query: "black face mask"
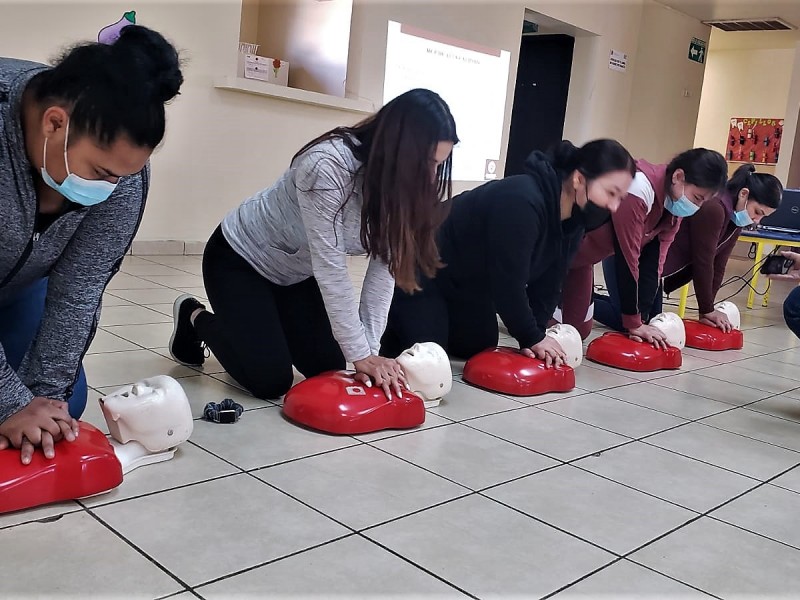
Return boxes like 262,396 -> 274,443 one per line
579,198 -> 612,232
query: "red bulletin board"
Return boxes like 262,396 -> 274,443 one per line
727,117 -> 783,165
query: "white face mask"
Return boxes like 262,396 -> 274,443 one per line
649,312 -> 686,349
396,342 -> 452,404
41,120 -> 118,206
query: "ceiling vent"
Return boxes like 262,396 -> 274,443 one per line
703,17 -> 796,32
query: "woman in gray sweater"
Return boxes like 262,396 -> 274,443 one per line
170,89 -> 458,402
0,26 -> 183,464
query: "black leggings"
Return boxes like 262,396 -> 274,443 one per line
195,227 -> 345,399
380,276 -> 499,360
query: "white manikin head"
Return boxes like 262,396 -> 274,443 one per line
545,323 -> 583,368
396,342 -> 453,402
649,312 -> 686,349
714,301 -> 741,330
100,376 -> 193,453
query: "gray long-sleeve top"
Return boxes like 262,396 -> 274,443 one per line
222,136 -> 395,363
0,58 -> 147,424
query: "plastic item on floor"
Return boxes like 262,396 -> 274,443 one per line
282,371 -> 426,434
0,375 -> 193,514
683,320 -> 744,350
463,347 -> 576,396
586,332 -> 682,372
0,422 -> 123,514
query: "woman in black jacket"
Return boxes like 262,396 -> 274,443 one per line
380,139 -> 636,367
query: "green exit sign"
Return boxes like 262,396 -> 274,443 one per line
689,37 -> 706,64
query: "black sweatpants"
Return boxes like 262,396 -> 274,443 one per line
380,275 -> 499,360
195,227 -> 345,399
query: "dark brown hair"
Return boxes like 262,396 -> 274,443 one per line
28,25 -> 182,149
665,148 -> 728,198
293,89 -> 458,292
727,163 -> 783,209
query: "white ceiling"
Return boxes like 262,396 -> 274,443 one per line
654,0 -> 800,26
654,0 -> 800,47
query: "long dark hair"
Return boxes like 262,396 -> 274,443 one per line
665,148 -> 727,197
548,139 -> 636,182
727,163 -> 783,209
27,25 -> 183,149
293,89 -> 458,292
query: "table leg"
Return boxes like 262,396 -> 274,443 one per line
678,284 -> 689,318
747,242 -> 763,309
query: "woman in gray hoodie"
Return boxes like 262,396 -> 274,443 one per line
0,26 -> 183,464
170,89 -> 458,402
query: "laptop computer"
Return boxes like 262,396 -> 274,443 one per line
758,188 -> 800,234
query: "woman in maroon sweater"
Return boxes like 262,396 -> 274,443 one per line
660,164 -> 782,330
559,148 -> 727,346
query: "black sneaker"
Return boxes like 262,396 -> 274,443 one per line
169,294 -> 206,366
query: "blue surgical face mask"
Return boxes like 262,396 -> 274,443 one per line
664,193 -> 699,218
41,120 -> 117,207
731,205 -> 753,227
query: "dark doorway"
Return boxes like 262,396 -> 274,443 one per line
505,34 -> 574,177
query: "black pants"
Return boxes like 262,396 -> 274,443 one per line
380,275 -> 499,360
195,227 -> 345,399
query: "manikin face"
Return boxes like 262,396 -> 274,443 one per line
100,375 -> 193,453
545,323 -> 583,368
396,342 -> 453,401
714,301 -> 741,330
649,312 -> 686,349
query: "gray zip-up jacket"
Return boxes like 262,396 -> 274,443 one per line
222,137 -> 395,363
0,58 -> 147,424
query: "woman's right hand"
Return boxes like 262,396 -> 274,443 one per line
0,397 -> 79,464
353,356 -> 407,401
627,323 -> 668,349
700,309 -> 732,333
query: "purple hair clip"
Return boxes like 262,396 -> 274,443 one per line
98,10 -> 136,45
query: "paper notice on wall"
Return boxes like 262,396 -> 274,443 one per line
609,49 -> 627,72
384,21 -> 511,182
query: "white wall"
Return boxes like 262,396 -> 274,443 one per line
0,0 -> 720,244
694,40 -> 796,177
626,0 -> 712,162
256,0 -> 353,96
0,0 -> 355,243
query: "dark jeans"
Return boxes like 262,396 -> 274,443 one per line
0,278 -> 88,417
784,286 -> 800,339
195,227 -> 345,399
593,256 -> 663,332
381,275 -> 499,360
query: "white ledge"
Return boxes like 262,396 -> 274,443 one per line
214,76 -> 375,114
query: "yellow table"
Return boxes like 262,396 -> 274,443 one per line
739,233 -> 800,309
675,233 -> 800,316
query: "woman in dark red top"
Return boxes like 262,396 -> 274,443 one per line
559,148 -> 727,346
659,164 -> 782,330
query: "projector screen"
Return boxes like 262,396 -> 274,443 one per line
383,21 -> 511,182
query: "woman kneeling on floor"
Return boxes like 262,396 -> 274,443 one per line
380,139 -> 636,367
169,89 -> 458,401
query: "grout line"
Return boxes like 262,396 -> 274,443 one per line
354,532 -> 481,599
190,533 -> 356,591
83,508 -> 194,594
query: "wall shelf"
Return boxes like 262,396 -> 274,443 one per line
213,76 -> 374,115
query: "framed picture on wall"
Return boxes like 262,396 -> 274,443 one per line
727,118 -> 783,165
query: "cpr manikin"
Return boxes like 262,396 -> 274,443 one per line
683,301 -> 744,351
283,342 -> 453,434
100,375 -> 194,473
649,312 -> 686,349
462,324 -> 583,396
396,342 -> 453,408
586,311 -> 684,372
0,376 -> 193,514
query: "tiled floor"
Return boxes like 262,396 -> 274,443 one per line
3,253 -> 800,599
